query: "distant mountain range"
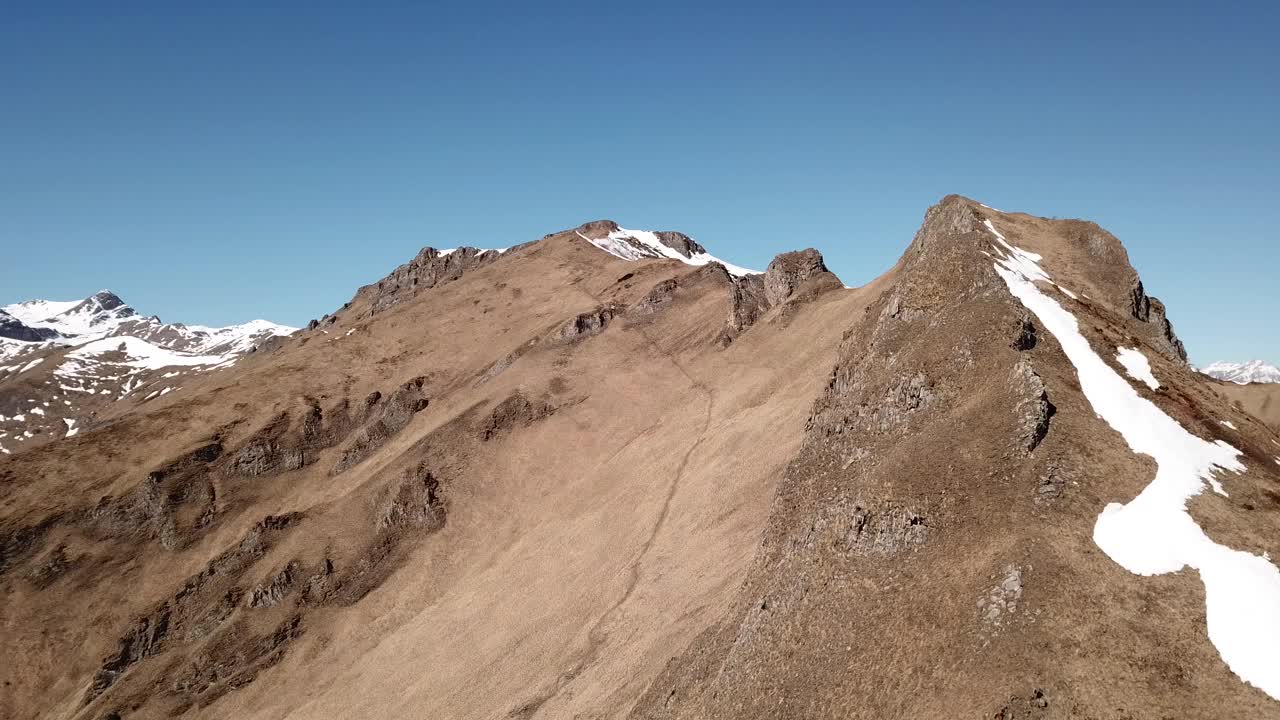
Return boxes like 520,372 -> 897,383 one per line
0,290 -> 293,453
1201,360 -> 1280,384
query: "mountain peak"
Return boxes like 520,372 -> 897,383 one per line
1202,360 -> 1280,384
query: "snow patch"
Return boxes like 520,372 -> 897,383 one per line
988,219 -> 1280,701
1220,421 -> 1237,430
577,227 -> 759,277
1116,347 -> 1160,390
62,336 -> 227,372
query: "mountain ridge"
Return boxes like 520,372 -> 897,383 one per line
0,290 -> 294,455
3,196 -> 1279,719
1203,360 -> 1280,385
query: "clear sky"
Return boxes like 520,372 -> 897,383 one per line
2,1 -> 1276,365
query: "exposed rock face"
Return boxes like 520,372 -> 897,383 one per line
844,503 -> 929,555
653,231 -> 706,258
1009,358 -> 1054,454
360,246 -> 502,314
230,399 -> 355,477
725,273 -> 769,335
630,278 -> 680,316
556,304 -> 624,341
376,465 -> 444,532
1130,278 -> 1189,362
763,248 -> 830,306
573,219 -> 621,238
85,441 -> 224,550
247,561 -> 300,609
480,392 -> 554,440
333,377 -> 429,474
0,310 -> 59,342
85,513 -> 304,704
1011,312 -> 1037,351
720,249 -> 840,341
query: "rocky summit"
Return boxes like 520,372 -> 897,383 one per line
3,196 -> 1280,719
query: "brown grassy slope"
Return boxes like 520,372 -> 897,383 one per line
1214,381 -> 1280,431
630,196 -> 1280,720
0,224 -> 882,719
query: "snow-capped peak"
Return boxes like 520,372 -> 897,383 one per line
1200,360 -> 1280,385
2,289 -> 137,342
0,291 -> 297,454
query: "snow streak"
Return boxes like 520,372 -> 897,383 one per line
986,219 -> 1280,701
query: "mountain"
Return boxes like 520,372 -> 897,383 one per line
0,291 -> 294,455
1202,360 -> 1280,384
3,198 -> 1280,719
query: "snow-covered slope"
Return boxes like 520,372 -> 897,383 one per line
576,225 -> 760,277
3,290 -> 139,341
0,291 -> 295,455
1201,360 -> 1280,385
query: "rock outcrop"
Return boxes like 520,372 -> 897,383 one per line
653,231 -> 706,258
359,246 -> 503,315
722,248 -> 841,341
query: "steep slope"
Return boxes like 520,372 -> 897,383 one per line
0,222 -> 860,720
629,197 -> 1280,719
2,201 -> 1279,720
0,292 -> 293,454
1203,360 -> 1280,385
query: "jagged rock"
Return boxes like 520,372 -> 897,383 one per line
905,194 -> 981,258
720,250 -> 838,341
85,442 -> 223,549
652,231 -> 706,258
89,610 -> 171,699
1010,359 -> 1054,453
872,372 -> 935,433
231,400 -> 354,477
574,219 -> 620,237
726,273 -> 769,334
480,392 -> 554,440
630,278 -> 679,316
247,561 -> 299,609
763,248 -> 830,306
556,304 -> 623,341
360,246 -> 501,314
377,466 -> 444,532
332,378 -> 429,474
85,513 -> 302,703
1011,312 -> 1037,351
844,505 -> 929,555
1129,278 -> 1188,362
169,613 -> 303,709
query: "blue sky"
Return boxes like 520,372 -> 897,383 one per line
2,1 -> 1276,365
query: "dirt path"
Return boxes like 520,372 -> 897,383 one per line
508,293 -> 717,719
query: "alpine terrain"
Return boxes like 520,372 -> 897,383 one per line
3,196 -> 1280,719
1202,360 -> 1280,385
0,292 -> 294,455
